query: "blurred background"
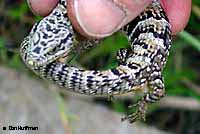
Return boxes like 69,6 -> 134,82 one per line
0,0 -> 200,134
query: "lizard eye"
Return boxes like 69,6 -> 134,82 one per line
47,47 -> 58,55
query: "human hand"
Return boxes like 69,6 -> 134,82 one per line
27,0 -> 191,37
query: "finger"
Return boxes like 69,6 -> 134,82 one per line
27,0 -> 59,16
160,0 -> 191,35
68,0 -> 152,38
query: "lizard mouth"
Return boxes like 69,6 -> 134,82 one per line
25,53 -> 48,68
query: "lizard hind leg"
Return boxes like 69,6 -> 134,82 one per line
122,72 -> 165,123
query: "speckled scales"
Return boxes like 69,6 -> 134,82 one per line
20,0 -> 172,123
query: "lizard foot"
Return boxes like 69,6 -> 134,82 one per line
121,100 -> 147,123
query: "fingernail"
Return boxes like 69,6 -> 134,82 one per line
68,0 -> 152,38
68,0 -> 127,38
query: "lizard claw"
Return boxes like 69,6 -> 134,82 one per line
121,100 -> 147,123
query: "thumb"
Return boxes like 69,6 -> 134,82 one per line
68,0 -> 152,38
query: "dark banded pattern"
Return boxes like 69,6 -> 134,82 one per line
20,0 -> 172,123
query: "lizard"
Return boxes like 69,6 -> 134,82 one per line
20,0 -> 172,123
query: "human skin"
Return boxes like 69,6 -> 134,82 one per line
27,0 -> 191,37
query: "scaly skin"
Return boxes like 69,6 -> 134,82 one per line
20,0 -> 172,123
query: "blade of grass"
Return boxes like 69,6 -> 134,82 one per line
178,30 -> 200,52
55,92 -> 72,134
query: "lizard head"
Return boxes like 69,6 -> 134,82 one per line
21,7 -> 74,68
